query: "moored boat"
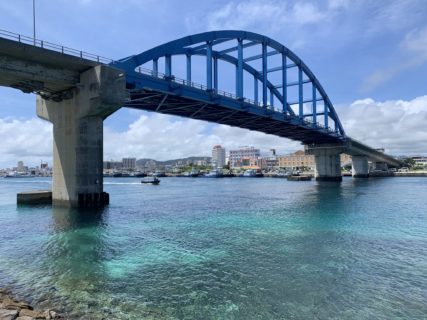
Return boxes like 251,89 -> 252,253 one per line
4,172 -> 35,178
242,169 -> 264,177
183,168 -> 200,177
204,168 -> 224,178
287,175 -> 312,181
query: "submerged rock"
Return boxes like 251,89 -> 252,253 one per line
19,308 -> 46,318
2,297 -> 32,311
0,289 -> 64,320
0,308 -> 18,320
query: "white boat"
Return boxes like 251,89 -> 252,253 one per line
204,168 -> 224,178
183,168 -> 199,177
242,169 -> 264,177
4,172 -> 34,178
141,177 -> 160,185
152,170 -> 166,177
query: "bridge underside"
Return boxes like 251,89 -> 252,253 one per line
126,89 -> 344,145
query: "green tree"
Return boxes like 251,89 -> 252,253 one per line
402,157 -> 416,168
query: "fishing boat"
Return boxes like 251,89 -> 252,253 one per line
287,174 -> 312,181
4,172 -> 35,178
152,170 -> 166,177
242,169 -> 264,177
183,168 -> 200,177
132,171 -> 147,177
141,177 -> 160,185
204,168 -> 224,178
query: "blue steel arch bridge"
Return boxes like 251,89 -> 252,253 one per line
112,30 -> 345,145
0,29 -> 403,206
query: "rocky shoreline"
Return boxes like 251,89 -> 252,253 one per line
0,289 -> 64,320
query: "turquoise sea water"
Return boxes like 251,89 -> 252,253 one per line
0,177 -> 426,319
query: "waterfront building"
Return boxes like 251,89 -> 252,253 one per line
122,158 -> 136,170
412,156 -> 427,168
17,161 -> 25,173
278,150 -> 315,170
341,153 -> 352,166
278,150 -> 353,170
262,157 -> 279,170
103,161 -> 123,170
195,160 -> 209,166
229,146 -> 261,168
261,149 -> 279,170
212,145 -> 226,168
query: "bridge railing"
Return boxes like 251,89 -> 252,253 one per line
135,66 -> 280,109
134,66 -> 339,134
0,29 -> 113,64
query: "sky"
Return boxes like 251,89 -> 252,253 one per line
0,0 -> 427,167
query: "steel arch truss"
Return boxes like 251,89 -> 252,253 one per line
112,30 -> 346,143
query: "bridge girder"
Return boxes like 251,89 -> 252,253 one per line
112,30 -> 346,138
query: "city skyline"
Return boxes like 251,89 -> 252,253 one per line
0,1 -> 427,167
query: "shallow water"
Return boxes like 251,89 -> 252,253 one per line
0,177 -> 426,319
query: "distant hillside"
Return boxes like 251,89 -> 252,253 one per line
136,156 -> 211,167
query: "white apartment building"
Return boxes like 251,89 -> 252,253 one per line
122,158 -> 136,170
412,156 -> 427,168
212,145 -> 226,168
229,146 -> 261,168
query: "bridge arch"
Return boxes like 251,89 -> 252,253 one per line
113,30 -> 345,136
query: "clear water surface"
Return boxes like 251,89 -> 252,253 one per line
0,177 -> 426,319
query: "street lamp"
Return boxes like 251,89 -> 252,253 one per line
33,0 -> 36,45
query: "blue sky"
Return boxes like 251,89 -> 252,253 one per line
0,0 -> 427,167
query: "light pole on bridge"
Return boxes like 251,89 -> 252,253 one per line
33,0 -> 36,45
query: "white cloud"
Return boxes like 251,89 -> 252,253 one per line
337,95 -> 427,154
196,0 -> 328,34
0,118 -> 52,168
1,95 -> 426,168
204,1 -> 286,32
402,26 -> 427,57
328,0 -> 351,10
103,112 -> 300,161
292,2 -> 326,24
361,25 -> 427,92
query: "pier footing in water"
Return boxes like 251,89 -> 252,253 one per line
17,190 -> 52,205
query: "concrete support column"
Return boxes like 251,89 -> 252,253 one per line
352,155 -> 369,178
306,144 -> 344,181
37,65 -> 127,207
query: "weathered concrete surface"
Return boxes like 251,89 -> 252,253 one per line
351,155 -> 369,178
0,37 -> 98,97
306,144 -> 345,181
17,190 -> 52,205
345,138 -> 402,168
37,65 -> 127,207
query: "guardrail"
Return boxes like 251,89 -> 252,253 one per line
0,29 -> 339,136
134,66 -> 338,134
0,29 -> 113,64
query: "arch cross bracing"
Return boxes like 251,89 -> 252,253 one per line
112,30 -> 346,144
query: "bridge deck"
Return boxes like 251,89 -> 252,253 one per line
125,73 -> 344,145
0,36 -> 101,96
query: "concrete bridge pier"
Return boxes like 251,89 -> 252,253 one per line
37,65 -> 127,207
306,144 -> 345,181
352,155 -> 369,178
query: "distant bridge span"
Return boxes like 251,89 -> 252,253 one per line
0,29 -> 402,207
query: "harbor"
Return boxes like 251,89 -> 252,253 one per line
0,1 -> 427,319
1,176 -> 426,319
